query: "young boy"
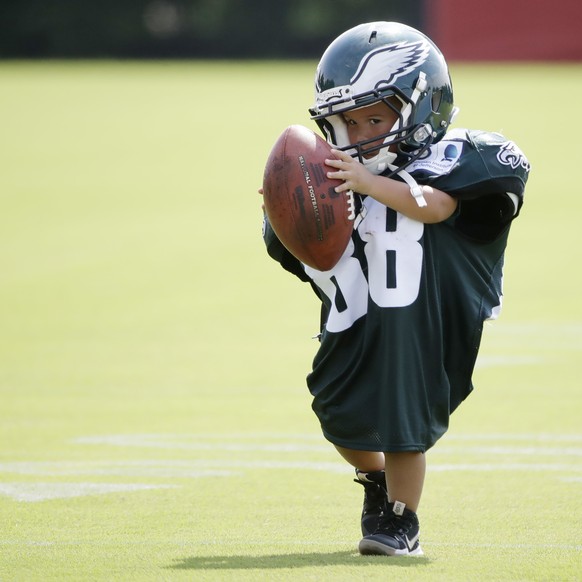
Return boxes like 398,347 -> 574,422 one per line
261,21 -> 529,556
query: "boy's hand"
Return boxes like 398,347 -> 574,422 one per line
326,149 -> 375,194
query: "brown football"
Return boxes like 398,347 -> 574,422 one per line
262,125 -> 355,272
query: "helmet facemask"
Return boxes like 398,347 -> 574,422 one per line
311,72 -> 438,176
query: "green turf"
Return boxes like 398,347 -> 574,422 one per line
0,60 -> 580,581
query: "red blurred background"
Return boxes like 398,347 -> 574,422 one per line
427,0 -> 582,60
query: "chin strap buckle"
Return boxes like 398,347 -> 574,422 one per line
409,183 -> 427,208
397,168 -> 427,208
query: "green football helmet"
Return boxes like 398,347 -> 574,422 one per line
309,22 -> 458,175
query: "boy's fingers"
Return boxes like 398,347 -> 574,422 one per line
330,148 -> 349,160
325,157 -> 342,168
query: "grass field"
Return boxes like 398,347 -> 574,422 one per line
0,60 -> 581,581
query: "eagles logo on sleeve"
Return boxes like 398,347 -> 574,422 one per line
497,141 -> 531,171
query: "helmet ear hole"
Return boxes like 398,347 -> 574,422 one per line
431,89 -> 442,113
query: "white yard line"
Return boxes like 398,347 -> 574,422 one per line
1,432 -> 580,501
0,482 -> 177,502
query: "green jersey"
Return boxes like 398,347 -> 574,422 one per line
263,129 -> 530,452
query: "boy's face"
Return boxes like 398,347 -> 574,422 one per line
342,100 -> 400,159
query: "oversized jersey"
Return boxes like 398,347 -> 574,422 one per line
263,129 -> 530,452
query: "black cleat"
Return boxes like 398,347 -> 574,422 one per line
353,469 -> 388,537
358,500 -> 423,556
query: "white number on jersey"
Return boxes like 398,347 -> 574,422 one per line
304,199 -> 424,333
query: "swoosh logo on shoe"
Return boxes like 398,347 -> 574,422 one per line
405,532 -> 420,551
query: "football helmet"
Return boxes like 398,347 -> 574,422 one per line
309,22 -> 457,175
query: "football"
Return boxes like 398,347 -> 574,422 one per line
262,125 -> 355,271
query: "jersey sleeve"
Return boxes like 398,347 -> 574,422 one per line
410,129 -> 530,243
262,215 -> 311,282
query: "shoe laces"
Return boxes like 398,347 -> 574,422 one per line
377,505 -> 418,536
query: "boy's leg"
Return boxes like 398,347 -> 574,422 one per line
358,452 -> 426,556
333,447 -> 426,510
334,445 -> 384,472
334,445 -> 387,535
384,451 -> 425,512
